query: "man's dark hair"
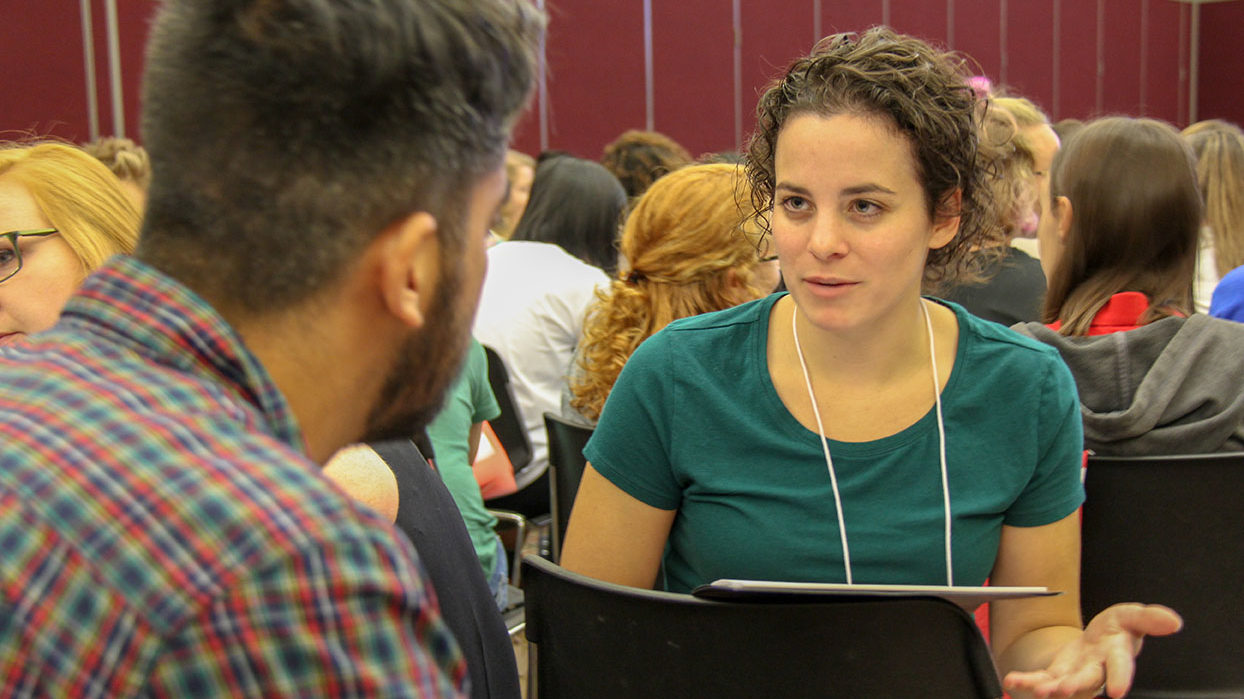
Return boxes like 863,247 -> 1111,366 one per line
510,156 -> 626,274
137,0 -> 544,312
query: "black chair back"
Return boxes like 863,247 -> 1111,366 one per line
543,412 -> 593,562
481,345 -> 532,473
1081,452 -> 1244,698
521,555 -> 1002,699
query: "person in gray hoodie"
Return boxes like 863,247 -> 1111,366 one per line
1015,117 -> 1244,455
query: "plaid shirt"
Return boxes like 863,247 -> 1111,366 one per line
0,256 -> 467,697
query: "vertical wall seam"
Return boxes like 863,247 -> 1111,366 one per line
882,0 -> 891,27
1140,0 -> 1149,115
999,0 -> 1008,86
733,0 -> 743,149
1053,0 -> 1061,118
1095,0 -> 1105,116
947,0 -> 955,50
104,0 -> 124,137
813,0 -> 822,44
1189,1 -> 1200,123
80,0 -> 99,141
1178,3 -> 1188,124
644,0 -> 654,131
537,0 -> 548,150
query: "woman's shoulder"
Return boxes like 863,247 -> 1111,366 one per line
939,298 -> 1063,365
663,293 -> 781,336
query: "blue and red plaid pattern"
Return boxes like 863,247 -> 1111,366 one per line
0,256 -> 467,697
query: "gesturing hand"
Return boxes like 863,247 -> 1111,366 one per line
1003,604 -> 1183,698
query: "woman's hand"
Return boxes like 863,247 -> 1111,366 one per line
1003,604 -> 1183,698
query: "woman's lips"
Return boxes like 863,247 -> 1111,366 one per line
0,333 -> 23,346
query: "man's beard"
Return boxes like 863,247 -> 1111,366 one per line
359,249 -> 473,444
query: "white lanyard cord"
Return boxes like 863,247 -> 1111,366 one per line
790,299 -> 953,586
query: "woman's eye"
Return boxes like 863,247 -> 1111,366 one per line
849,200 -> 881,216
781,196 -> 810,212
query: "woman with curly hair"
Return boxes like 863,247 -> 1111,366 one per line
565,163 -> 768,425
561,28 -> 1179,699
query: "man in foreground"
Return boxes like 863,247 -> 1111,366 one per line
0,0 -> 541,695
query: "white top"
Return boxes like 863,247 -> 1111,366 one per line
472,241 -> 609,488
1194,225 -> 1219,314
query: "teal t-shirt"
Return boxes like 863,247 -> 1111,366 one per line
585,293 -> 1085,594
426,339 -> 503,579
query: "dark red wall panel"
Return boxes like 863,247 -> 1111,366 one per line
651,0 -> 735,156
1101,0 -> 1145,117
952,0 -> 1003,81
542,0 -> 646,159
2,4 -> 90,140
1005,0 -> 1056,115
1199,1 -> 1244,128
739,0 -> 818,151
1143,0 -> 1186,126
889,0 -> 949,45
821,0 -> 885,35
1056,0 -> 1100,120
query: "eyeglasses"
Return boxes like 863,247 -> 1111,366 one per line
0,229 -> 59,284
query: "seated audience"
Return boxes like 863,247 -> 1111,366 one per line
565,162 -> 770,425
0,141 -> 140,344
561,29 -> 1180,699
424,338 -> 510,609
81,136 -> 151,210
600,129 -> 693,202
326,440 -> 521,699
473,156 -> 624,515
1210,263 -> 1244,322
1182,119 -> 1244,312
0,0 -> 541,694
937,99 -> 1047,325
1016,117 -> 1244,455
492,149 -> 534,241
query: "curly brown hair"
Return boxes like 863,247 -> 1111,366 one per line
601,129 -> 694,201
569,163 -> 764,421
744,27 -> 1001,290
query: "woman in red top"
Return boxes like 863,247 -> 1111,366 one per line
1017,117 -> 1244,454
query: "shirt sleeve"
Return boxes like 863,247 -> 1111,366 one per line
466,341 -> 500,424
1004,355 -> 1086,527
582,331 -> 682,511
146,530 -> 467,698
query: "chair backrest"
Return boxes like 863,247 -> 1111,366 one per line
542,412 -> 594,562
1081,452 -> 1244,697
521,555 -> 1002,699
482,345 -> 532,473
370,439 -> 521,699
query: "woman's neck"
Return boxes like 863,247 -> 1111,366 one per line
781,295 -> 934,387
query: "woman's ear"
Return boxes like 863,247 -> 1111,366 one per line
929,189 -> 962,250
1054,196 -> 1073,243
378,211 -> 440,329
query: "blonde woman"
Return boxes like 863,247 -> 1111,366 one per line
566,163 -> 768,424
0,142 -> 140,345
1182,120 -> 1244,312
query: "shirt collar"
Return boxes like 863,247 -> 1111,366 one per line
61,255 -> 305,450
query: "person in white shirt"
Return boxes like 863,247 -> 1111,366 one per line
473,156 -> 624,514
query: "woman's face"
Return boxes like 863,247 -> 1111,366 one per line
499,163 -> 534,233
771,112 -> 958,334
0,176 -> 85,345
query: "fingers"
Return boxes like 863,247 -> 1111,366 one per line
1115,603 -> 1183,637
1102,642 -> 1134,698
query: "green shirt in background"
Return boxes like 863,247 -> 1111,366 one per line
586,294 -> 1085,594
426,339 -> 502,580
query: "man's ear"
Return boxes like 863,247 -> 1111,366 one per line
1054,196 -> 1073,243
929,189 -> 962,250
378,211 -> 440,329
